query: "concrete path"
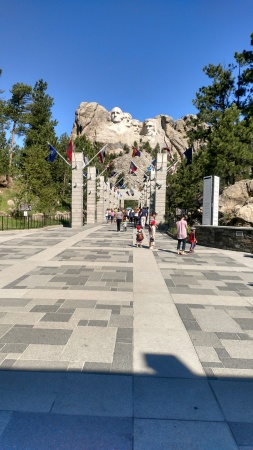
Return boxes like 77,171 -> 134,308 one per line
0,223 -> 252,448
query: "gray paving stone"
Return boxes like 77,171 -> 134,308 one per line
0,412 -> 133,450
0,371 -> 65,412
83,362 -> 111,372
134,420 -> 238,450
0,327 -> 72,345
235,318 -> 253,330
52,373 -> 133,416
134,377 -> 223,421
183,320 -> 202,331
176,304 -> 195,320
40,313 -> 72,322
211,380 -> 253,422
188,331 -> 224,347
88,320 -> 108,327
229,422 -> 253,446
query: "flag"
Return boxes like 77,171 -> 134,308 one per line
84,156 -> 89,166
129,161 -> 137,174
66,140 -> 73,163
130,188 -> 134,196
184,148 -> 192,165
119,179 -> 125,188
48,144 -> 57,163
106,162 -> 113,171
99,144 -> 107,164
132,147 -> 141,157
109,171 -> 117,178
163,147 -> 175,162
169,164 -> 177,174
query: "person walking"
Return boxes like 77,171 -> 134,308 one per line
133,207 -> 139,228
116,208 -> 123,232
140,206 -> 148,229
149,212 -> 158,249
189,227 -> 197,253
176,215 -> 188,255
110,209 -> 114,224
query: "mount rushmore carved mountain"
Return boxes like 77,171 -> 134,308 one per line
71,101 -> 195,157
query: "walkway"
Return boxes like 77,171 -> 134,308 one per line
0,222 -> 252,449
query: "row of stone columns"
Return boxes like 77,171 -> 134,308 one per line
71,152 -> 168,227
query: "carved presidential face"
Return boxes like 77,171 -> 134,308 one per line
144,119 -> 156,136
132,120 -> 140,135
111,107 -> 123,123
123,113 -> 132,127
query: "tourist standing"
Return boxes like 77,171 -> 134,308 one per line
110,209 -> 114,224
176,215 -> 188,255
149,212 -> 158,249
116,208 -> 123,232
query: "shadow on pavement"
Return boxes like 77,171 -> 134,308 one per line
0,354 -> 251,449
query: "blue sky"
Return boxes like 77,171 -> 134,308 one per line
1,0 -> 253,138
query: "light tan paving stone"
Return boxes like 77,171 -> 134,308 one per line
195,346 -> 221,363
0,312 -> 44,325
19,344 -> 65,361
60,327 -> 117,363
220,340 -> 253,359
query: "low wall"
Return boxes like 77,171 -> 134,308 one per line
194,226 -> 253,253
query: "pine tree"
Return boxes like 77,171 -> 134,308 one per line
18,80 -> 59,213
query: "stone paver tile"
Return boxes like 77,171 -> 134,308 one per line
0,412 -> 133,450
0,371 -> 65,412
134,419 -> 238,450
211,380 -> 253,422
195,346 -> 221,363
191,309 -> 242,332
0,312 -> 44,325
134,377 -> 223,421
18,344 -> 65,361
0,327 -> 72,345
52,373 -> 132,417
60,327 -> 117,362
220,340 -> 253,359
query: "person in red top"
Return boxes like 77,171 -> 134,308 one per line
189,227 -> 197,253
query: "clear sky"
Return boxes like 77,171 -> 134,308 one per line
1,0 -> 253,138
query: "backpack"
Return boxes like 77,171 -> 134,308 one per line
137,231 -> 144,241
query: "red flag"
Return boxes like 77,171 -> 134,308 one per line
67,140 -> 73,162
129,161 -> 137,173
163,147 -> 175,162
132,147 -> 141,157
99,144 -> 107,164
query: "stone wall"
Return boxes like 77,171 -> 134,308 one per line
195,226 -> 253,253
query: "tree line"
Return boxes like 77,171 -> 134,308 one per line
166,33 -> 253,223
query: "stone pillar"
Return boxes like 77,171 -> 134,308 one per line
96,176 -> 105,223
103,181 -> 109,215
86,166 -> 96,224
71,152 -> 84,228
155,153 -> 167,226
149,169 -> 156,214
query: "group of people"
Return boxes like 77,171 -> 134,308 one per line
105,206 -> 158,249
176,215 -> 197,255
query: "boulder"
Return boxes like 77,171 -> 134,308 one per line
219,180 -> 253,225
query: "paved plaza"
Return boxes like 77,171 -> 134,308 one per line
0,223 -> 253,448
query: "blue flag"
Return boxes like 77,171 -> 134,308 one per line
48,144 -> 57,163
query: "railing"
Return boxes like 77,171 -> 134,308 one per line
0,214 -> 71,231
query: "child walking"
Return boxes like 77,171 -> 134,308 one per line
136,225 -> 144,248
189,227 -> 197,253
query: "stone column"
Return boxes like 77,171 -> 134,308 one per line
103,181 -> 109,215
155,153 -> 167,226
96,176 -> 105,223
71,152 -> 84,228
86,166 -> 96,224
149,169 -> 156,214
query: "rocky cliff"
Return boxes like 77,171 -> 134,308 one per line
71,101 -> 195,158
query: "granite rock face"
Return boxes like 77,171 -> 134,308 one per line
219,180 -> 253,224
71,101 -> 195,158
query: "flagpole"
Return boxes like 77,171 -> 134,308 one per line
47,142 -> 71,167
83,144 -> 108,170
